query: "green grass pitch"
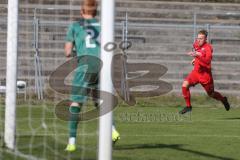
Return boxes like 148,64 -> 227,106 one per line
0,95 -> 240,160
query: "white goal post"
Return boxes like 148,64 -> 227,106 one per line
4,0 -> 19,150
98,0 -> 116,160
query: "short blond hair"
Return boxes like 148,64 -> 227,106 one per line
81,0 -> 97,17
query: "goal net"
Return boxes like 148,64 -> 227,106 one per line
0,0 -> 101,159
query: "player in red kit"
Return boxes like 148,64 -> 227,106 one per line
179,29 -> 230,114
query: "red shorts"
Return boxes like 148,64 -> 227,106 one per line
185,70 -> 214,93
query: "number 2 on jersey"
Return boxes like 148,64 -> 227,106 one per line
85,27 -> 99,48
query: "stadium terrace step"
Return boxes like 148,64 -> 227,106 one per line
1,56 -> 239,73
127,50 -> 240,56
115,1 -> 240,10
1,72 -> 240,96
170,88 -> 240,96
1,14 -> 239,26
1,0 -> 240,5
0,41 -> 239,56
0,0 -> 74,5
127,52 -> 240,62
1,0 -> 240,95
1,1 -> 240,10
128,44 -> 240,53
1,17 -> 239,39
1,26 -> 239,44
125,0 -> 240,3
127,59 -> 240,73
162,71 -> 240,81
162,78 -> 240,92
1,1 -> 240,25
1,71 -> 240,96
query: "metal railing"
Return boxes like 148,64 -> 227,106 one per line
33,9 -> 44,100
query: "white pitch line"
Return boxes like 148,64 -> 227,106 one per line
13,133 -> 240,138
120,134 -> 240,138
12,118 -> 240,123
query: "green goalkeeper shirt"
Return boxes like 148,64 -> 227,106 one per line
66,18 -> 101,102
65,18 -> 100,58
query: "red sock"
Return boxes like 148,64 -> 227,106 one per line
210,91 -> 224,102
182,86 -> 191,107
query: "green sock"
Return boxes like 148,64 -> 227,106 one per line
69,106 -> 81,138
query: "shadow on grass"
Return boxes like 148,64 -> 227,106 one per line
114,143 -> 235,160
221,117 -> 240,120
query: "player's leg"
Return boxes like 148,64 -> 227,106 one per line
91,86 -> 100,109
182,81 -> 191,107
65,71 -> 89,151
202,82 -> 230,111
65,101 -> 82,152
112,121 -> 120,144
180,71 -> 198,114
180,80 -> 192,114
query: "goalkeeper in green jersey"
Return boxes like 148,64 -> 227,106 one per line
64,0 -> 120,152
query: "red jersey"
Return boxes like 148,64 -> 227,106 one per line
193,41 -> 213,73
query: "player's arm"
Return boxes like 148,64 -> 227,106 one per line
191,58 -> 195,66
196,46 -> 212,66
65,24 -> 75,57
187,47 -> 212,66
64,42 -> 73,57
